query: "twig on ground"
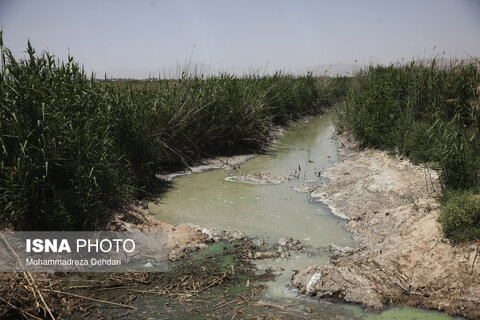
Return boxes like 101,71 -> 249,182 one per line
39,289 -> 136,309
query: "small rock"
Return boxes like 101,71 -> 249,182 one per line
228,231 -> 246,242
201,228 -> 213,241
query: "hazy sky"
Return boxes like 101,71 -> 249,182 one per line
1,0 -> 479,78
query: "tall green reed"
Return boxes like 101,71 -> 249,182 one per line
0,35 -> 346,230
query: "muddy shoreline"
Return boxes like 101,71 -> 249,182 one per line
111,122 -> 480,319
292,132 -> 480,319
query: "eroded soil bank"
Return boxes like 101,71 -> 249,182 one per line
292,132 -> 480,319
109,200 -> 252,261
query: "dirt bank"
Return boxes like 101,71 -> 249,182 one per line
292,132 -> 480,319
109,201 -> 253,260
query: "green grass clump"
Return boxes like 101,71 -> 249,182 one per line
338,59 -> 480,242
401,121 -> 436,164
439,191 -> 480,243
0,34 -> 347,230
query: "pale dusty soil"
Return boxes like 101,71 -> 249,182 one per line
292,132 -> 480,319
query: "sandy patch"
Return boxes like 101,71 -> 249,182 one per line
292,132 -> 480,319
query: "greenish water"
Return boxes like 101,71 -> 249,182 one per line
149,112 -> 460,319
150,114 -> 352,249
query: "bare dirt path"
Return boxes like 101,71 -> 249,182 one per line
292,132 -> 480,319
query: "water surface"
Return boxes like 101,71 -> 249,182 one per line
150,113 -> 352,249
149,112 -> 459,319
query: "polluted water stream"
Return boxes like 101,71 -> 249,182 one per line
143,112 -> 459,319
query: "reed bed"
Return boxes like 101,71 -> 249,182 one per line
0,34 -> 348,231
338,59 -> 480,242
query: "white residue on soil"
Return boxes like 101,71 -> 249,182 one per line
291,132 -> 480,319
